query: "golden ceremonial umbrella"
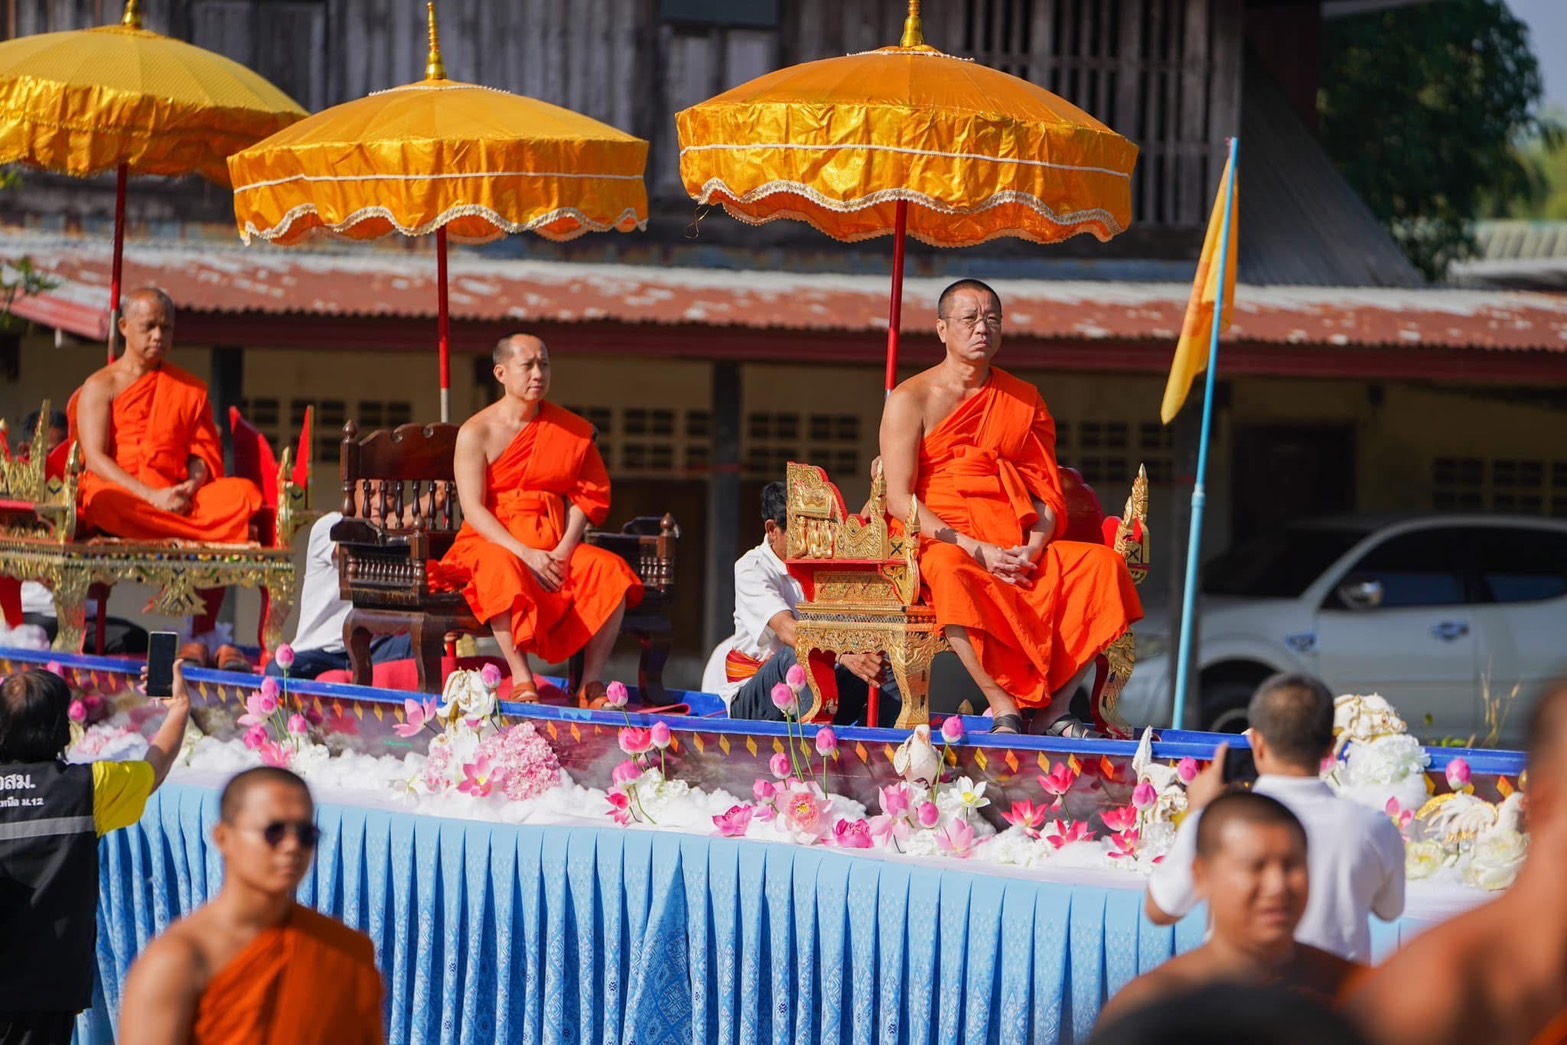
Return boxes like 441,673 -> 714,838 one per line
0,0 -> 306,356
675,0 -> 1138,391
228,4 -> 649,421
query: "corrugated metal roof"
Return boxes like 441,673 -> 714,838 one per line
2,230 -> 1564,353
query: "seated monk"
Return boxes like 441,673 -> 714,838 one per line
1095,792 -> 1361,1032
879,279 -> 1143,736
70,288 -> 261,546
117,768 -> 384,1044
434,334 -> 642,702
1344,680 -> 1567,1045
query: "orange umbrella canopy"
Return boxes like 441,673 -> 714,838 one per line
228,8 -> 648,246
675,1 -> 1138,247
0,0 -> 305,186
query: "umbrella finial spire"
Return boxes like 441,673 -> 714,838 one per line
900,0 -> 925,48
425,2 -> 447,81
121,0 -> 143,29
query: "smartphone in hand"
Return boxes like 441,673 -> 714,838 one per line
146,631 -> 179,698
1222,745 -> 1259,786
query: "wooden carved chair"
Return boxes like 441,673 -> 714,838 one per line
785,461 -> 1150,733
333,421 -> 680,698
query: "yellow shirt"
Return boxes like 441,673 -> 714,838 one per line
90,761 -> 155,836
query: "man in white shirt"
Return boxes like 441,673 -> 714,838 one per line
724,482 -> 900,724
1145,673 -> 1405,962
264,510 -> 411,679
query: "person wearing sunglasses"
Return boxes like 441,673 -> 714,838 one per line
0,662 -> 190,1045
118,767 -> 385,1044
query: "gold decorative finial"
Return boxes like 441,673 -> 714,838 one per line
122,0 -> 143,29
425,2 -> 447,81
900,0 -> 925,48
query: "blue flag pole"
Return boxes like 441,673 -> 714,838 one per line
1171,136 -> 1240,730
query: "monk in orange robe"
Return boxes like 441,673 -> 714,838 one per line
118,768 -> 385,1045
881,279 -> 1143,736
434,334 -> 642,702
70,288 -> 260,545
1344,680 -> 1567,1045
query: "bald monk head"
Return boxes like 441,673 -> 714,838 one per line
935,278 -> 1003,367
118,287 -> 176,367
492,334 -> 550,406
215,766 -> 318,895
1346,679 -> 1567,1045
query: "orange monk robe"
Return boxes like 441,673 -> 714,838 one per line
68,364 -> 261,543
191,905 -> 384,1045
434,403 -> 643,664
915,368 -> 1144,708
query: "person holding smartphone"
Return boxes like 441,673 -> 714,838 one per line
1143,673 -> 1406,962
0,661 -> 191,1045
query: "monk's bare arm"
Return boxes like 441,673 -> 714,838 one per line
119,931 -> 204,1045
184,455 -> 210,491
879,390 -> 968,546
552,503 -> 590,561
1344,949 -> 1471,1045
76,376 -> 161,504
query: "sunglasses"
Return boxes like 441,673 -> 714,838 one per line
248,821 -> 321,850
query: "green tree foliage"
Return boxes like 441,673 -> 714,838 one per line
1318,0 -> 1554,280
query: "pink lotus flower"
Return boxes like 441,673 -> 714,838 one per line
457,755 -> 495,798
936,817 -> 976,858
260,676 -> 281,701
287,714 -> 309,736
618,727 -> 653,755
879,782 -> 913,820
770,683 -> 798,716
713,804 -> 754,838
83,695 -> 104,719
1132,781 -> 1159,811
785,663 -> 808,690
238,692 -> 279,728
831,818 -> 874,849
915,801 -> 941,829
815,727 -> 838,757
650,721 -> 673,749
258,740 -> 293,769
480,663 -> 503,691
274,644 -> 295,671
753,779 -> 777,803
1042,819 -> 1094,850
1101,804 -> 1139,834
612,760 -> 643,788
45,660 -> 64,677
1176,757 -> 1200,785
302,701 -> 324,726
1001,798 -> 1048,838
1039,763 -> 1078,808
1446,758 -> 1472,791
1385,796 -> 1414,832
769,752 -> 792,779
606,788 -> 632,826
605,680 -> 630,708
868,813 -> 910,848
782,783 -> 830,842
242,724 -> 268,751
940,716 -> 966,744
1108,830 -> 1141,860
68,700 -> 87,724
393,697 -> 439,738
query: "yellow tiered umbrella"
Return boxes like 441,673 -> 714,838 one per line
676,0 -> 1138,390
228,4 -> 649,420
0,0 -> 306,354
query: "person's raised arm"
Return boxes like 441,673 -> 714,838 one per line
453,423 -> 562,591
118,932 -> 203,1045
141,660 -> 192,790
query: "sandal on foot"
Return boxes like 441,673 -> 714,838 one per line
991,713 -> 1025,734
1044,714 -> 1102,740
578,681 -> 607,707
511,679 -> 539,703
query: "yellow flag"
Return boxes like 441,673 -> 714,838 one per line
1160,153 -> 1238,424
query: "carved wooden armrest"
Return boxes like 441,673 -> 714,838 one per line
275,444 -> 319,548
1110,465 -> 1151,586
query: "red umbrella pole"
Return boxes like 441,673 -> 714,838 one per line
883,200 -> 909,396
107,162 -> 128,361
437,226 -> 451,423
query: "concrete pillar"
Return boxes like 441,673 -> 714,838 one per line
209,345 -> 245,473
704,361 -> 741,654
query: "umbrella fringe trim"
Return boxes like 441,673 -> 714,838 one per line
237,202 -> 647,245
691,179 -> 1125,244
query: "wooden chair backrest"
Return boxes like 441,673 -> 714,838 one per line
338,420 -> 461,544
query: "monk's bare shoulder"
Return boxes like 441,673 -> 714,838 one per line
127,918 -> 211,993
1344,920 -> 1477,1043
1098,959 -> 1198,1028
882,378 -> 929,431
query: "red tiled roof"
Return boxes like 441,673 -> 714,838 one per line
4,231 -> 1567,356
